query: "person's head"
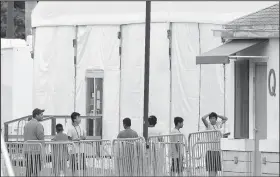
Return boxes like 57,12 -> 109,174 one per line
174,117 -> 184,129
123,117 -> 131,129
148,115 -> 157,127
71,112 -> 81,125
32,108 -> 45,121
209,112 -> 218,125
56,124 -> 64,133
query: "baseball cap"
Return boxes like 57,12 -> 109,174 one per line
32,108 -> 45,118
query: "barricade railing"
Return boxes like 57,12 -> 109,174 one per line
112,137 -> 146,176
188,130 -> 223,177
72,140 -> 113,176
1,134 -> 16,176
2,131 -> 225,177
147,134 -> 189,176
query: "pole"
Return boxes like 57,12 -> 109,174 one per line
143,1 -> 151,142
6,1 -> 14,38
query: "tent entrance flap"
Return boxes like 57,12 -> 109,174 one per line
196,39 -> 268,64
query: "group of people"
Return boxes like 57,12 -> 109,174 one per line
23,107 -> 228,176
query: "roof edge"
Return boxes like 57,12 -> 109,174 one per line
213,29 -> 279,39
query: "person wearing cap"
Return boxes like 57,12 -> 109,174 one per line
24,108 -> 45,141
23,108 -> 45,177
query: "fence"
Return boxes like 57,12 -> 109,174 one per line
188,130 -> 223,176
147,134 -> 189,176
1,130 -> 224,176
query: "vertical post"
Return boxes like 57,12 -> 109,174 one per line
4,123 -> 8,142
73,26 -> 78,112
51,118 -> 56,136
143,1 -> 151,142
6,1 -> 14,38
197,23 -> 202,132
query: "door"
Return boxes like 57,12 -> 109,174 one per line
254,63 -> 267,176
234,60 -> 250,139
86,70 -> 104,137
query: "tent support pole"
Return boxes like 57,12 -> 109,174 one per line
197,23 -> 202,132
168,22 -> 172,133
74,26 -> 78,112
118,25 -> 123,133
143,1 -> 151,142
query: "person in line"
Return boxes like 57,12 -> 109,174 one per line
170,117 -> 185,176
147,115 -> 164,176
148,115 -> 162,137
51,124 -> 69,176
116,118 -> 138,176
201,112 -> 228,177
52,124 -> 68,141
117,118 -> 138,138
67,112 -> 86,175
23,108 -> 45,177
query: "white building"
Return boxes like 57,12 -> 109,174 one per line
196,3 -> 279,176
1,39 -> 33,134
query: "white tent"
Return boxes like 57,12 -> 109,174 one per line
1,39 -> 33,132
31,1 -> 275,140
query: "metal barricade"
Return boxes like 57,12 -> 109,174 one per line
147,134 -> 189,176
23,142 -> 44,177
112,137 -> 146,176
40,141 -> 76,176
72,140 -> 113,176
1,134 -> 16,176
188,130 -> 223,177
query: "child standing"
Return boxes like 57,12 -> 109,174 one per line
51,124 -> 69,176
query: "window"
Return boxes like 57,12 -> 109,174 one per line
86,70 -> 104,137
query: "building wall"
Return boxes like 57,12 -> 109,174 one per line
1,44 -> 33,133
239,38 -> 279,140
266,39 -> 279,140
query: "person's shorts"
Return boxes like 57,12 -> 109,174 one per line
205,150 -> 222,172
171,158 -> 183,173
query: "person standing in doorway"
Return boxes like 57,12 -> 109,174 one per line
202,112 -> 228,177
68,112 -> 86,175
23,108 -> 45,177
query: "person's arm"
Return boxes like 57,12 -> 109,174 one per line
201,113 -> 211,128
80,129 -> 86,140
67,129 -> 74,141
36,124 -> 45,140
218,114 -> 228,124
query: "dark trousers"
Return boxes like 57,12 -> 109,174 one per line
25,153 -> 42,177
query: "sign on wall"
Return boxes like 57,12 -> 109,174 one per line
268,69 -> 276,97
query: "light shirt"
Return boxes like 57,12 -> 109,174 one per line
171,128 -> 181,134
67,124 -> 86,153
205,120 -> 223,131
205,120 -> 223,151
170,128 -> 184,158
148,127 -> 162,137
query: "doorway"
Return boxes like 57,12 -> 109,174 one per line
254,62 -> 267,176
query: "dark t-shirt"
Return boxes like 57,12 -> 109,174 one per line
52,132 -> 69,141
117,128 -> 138,138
